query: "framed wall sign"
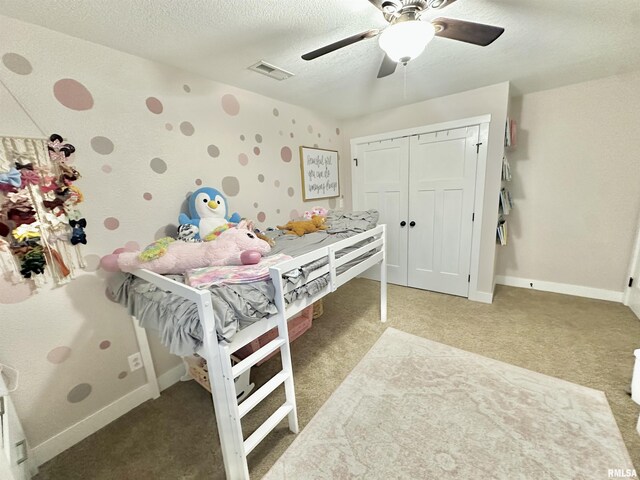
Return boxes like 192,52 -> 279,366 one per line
299,146 -> 339,201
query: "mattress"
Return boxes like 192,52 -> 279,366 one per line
107,210 -> 379,356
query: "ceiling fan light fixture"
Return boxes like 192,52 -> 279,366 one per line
378,20 -> 436,63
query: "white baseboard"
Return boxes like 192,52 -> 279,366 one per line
158,363 -> 186,392
495,275 -> 624,303
32,384 -> 154,466
468,289 -> 493,304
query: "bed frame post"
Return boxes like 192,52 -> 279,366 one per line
380,224 -> 387,323
195,289 -> 249,480
131,316 -> 160,399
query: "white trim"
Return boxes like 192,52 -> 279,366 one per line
468,289 -> 493,304
496,275 -> 624,303
348,114 -> 492,147
157,363 -> 186,392
623,210 -> 640,308
31,384 -> 154,466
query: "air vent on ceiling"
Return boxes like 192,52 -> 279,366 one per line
248,61 -> 294,81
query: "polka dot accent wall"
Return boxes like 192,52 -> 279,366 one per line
2,52 -> 33,75
145,97 -> 163,114
221,94 -> 240,116
281,146 -> 292,162
53,79 -> 94,110
0,20 -> 346,443
207,145 -> 220,158
222,176 -> 240,197
150,157 -> 167,174
47,346 -> 72,364
104,217 -> 120,230
91,136 -> 114,155
67,383 -> 92,403
180,121 -> 195,136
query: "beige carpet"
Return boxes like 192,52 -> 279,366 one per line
264,327 -> 634,479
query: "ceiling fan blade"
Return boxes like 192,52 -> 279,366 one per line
302,29 -> 379,61
432,17 -> 505,46
377,54 -> 397,78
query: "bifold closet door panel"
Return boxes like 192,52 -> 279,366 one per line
353,138 -> 409,285
408,126 -> 479,296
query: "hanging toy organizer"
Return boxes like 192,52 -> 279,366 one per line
0,134 -> 88,289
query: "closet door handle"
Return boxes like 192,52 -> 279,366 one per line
400,221 -> 406,227
409,221 -> 416,227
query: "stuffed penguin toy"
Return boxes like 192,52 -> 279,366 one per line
178,187 -> 241,240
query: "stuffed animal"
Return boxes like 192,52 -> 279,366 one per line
303,206 -> 328,219
100,222 -> 270,274
178,187 -> 241,240
277,215 -> 327,236
177,223 -> 201,243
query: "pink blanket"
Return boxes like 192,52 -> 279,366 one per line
185,253 -> 292,289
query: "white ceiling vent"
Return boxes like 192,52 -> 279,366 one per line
248,61 -> 294,81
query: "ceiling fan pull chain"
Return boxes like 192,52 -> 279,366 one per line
403,64 -> 407,100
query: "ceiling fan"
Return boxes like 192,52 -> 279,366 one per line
301,0 -> 505,78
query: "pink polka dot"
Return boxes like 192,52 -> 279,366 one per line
290,209 -> 300,220
253,146 -> 260,156
221,94 -> 240,116
104,217 -> 120,230
257,211 -> 266,222
0,276 -> 34,304
125,241 -> 140,251
238,153 -> 248,166
101,164 -> 112,173
47,346 -> 71,364
146,97 -> 163,114
195,179 -> 202,186
281,146 -> 292,163
165,123 -> 173,131
53,78 -> 94,110
99,340 -> 111,350
143,192 -> 152,200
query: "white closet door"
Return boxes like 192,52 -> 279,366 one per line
354,138 -> 409,285
408,126 -> 479,296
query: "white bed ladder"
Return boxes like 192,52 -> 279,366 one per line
197,275 -> 299,480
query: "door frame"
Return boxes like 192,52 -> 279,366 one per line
350,114 -> 491,302
623,209 -> 640,319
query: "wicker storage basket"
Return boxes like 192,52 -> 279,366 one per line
312,299 -> 324,319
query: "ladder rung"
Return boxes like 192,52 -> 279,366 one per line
232,337 -> 286,379
244,403 -> 293,455
238,371 -> 289,418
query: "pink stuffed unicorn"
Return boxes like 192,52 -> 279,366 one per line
100,223 -> 271,274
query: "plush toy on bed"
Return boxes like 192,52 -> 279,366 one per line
277,215 -> 327,236
99,221 -> 270,274
178,187 -> 241,241
303,206 -> 328,220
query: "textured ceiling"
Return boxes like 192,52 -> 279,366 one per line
1,0 -> 639,119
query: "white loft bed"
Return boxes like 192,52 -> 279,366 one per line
128,224 -> 387,479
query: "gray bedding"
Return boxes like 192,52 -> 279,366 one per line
107,210 -> 379,355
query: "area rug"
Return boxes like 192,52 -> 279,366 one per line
263,328 -> 634,479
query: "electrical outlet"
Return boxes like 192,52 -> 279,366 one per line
128,352 -> 143,372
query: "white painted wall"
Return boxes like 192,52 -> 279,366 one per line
496,71 -> 640,295
341,82 -> 510,296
